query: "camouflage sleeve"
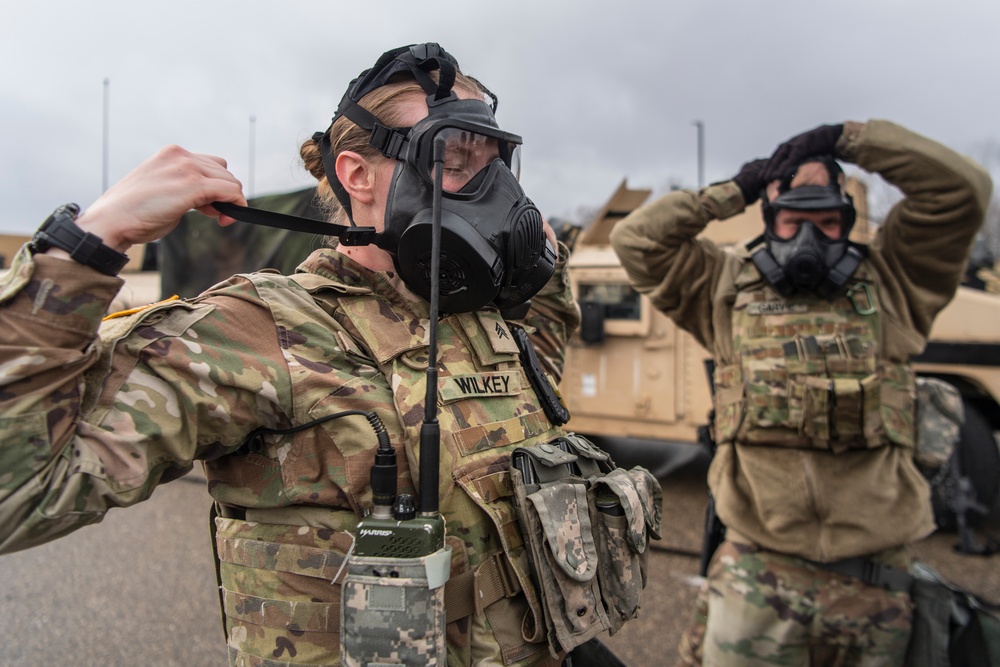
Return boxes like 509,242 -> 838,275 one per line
0,249 -> 291,554
519,242 -> 581,382
846,120 -> 994,345
609,183 -> 744,352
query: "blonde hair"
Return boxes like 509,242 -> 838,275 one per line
300,71 -> 485,226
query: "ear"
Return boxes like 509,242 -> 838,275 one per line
335,151 -> 376,206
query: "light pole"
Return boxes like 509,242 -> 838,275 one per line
248,114 -> 257,199
103,78 -> 110,193
693,120 -> 704,189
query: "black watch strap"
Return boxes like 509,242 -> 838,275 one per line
31,204 -> 130,277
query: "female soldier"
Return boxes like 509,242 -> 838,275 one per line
0,44 -> 580,666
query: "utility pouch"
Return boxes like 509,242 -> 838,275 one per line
511,433 -> 662,657
340,546 -> 451,667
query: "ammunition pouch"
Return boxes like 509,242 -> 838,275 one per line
510,433 -> 662,657
713,359 -> 916,450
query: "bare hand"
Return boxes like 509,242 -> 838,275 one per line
74,145 -> 247,252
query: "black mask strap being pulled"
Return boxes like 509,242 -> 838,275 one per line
214,44 -> 468,245
211,200 -> 384,248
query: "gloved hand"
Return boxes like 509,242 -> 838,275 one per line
763,123 -> 844,182
732,158 -> 769,205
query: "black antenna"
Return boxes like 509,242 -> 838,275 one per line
417,136 -> 445,517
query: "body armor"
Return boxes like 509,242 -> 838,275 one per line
712,258 -> 916,451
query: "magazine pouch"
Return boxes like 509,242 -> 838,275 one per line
511,433 -> 662,656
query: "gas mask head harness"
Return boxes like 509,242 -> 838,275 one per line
311,43 -> 555,314
749,156 -> 866,299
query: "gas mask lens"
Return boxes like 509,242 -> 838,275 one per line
508,144 -> 521,181
439,128 -> 501,192
433,128 -> 521,192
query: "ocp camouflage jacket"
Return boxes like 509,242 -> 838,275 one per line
0,243 -> 580,667
610,119 -> 993,562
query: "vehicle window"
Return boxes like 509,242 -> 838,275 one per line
578,283 -> 642,321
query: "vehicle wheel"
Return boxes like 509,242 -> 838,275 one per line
931,400 -> 1000,530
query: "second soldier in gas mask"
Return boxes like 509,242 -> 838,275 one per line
611,121 -> 992,666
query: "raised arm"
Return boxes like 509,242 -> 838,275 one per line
0,146 -> 259,553
844,120 -> 992,341
609,178 -> 748,352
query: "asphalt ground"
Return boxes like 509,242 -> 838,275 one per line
0,457 -> 997,667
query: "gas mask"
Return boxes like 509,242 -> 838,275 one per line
316,43 -> 554,313
752,158 -> 866,299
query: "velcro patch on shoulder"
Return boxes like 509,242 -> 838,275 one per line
734,259 -> 766,290
339,298 -> 425,363
98,298 -> 214,342
475,312 -> 520,355
440,371 -> 521,403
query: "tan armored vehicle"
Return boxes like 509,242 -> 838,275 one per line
560,179 -> 1000,521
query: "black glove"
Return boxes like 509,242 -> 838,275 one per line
763,123 -> 844,182
732,158 -> 769,205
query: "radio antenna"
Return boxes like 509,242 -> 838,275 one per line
417,135 -> 446,516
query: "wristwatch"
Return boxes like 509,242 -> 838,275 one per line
30,203 -> 130,276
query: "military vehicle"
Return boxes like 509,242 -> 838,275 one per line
559,179 -> 1000,524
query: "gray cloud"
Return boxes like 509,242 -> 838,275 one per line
2,0 -> 997,234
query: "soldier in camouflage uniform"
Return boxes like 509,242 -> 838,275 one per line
611,120 -> 992,666
0,45 -> 580,666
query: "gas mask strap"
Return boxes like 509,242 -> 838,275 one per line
211,201 -> 384,248
313,43 -> 462,223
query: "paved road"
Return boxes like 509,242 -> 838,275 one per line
0,472 -> 225,666
1,460 -> 997,666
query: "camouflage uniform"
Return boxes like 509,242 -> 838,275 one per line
611,119 -> 993,665
0,241 -> 580,667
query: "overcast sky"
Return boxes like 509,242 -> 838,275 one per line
2,0 -> 998,235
